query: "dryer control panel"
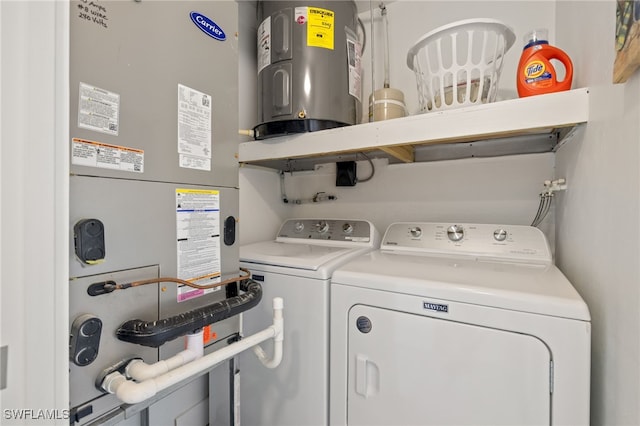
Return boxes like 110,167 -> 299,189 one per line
382,222 -> 551,265
277,219 -> 378,245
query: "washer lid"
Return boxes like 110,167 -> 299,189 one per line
240,241 -> 365,271
332,251 -> 590,321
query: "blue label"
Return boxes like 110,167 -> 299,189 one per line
190,12 -> 226,41
423,301 -> 448,313
252,274 -> 265,282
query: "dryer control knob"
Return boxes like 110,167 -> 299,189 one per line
342,223 -> 354,234
493,229 -> 508,242
410,227 -> 422,238
447,225 -> 465,242
294,221 -> 305,233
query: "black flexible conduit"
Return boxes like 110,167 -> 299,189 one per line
116,279 -> 262,348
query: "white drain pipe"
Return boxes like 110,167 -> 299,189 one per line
101,297 -> 284,405
126,330 -> 205,382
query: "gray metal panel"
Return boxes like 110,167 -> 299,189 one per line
148,376 -> 208,426
69,266 -> 160,418
70,176 -> 239,278
70,1 -> 239,187
70,175 -> 240,355
271,8 -> 293,62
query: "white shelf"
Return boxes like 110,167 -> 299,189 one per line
238,88 -> 589,168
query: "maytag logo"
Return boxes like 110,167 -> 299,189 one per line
190,12 -> 226,41
423,301 -> 448,313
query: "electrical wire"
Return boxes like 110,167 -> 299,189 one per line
380,3 -> 390,88
356,152 -> 376,183
104,268 -> 252,292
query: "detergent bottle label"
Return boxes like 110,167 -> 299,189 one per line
524,60 -> 552,84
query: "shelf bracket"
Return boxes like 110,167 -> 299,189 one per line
379,145 -> 415,163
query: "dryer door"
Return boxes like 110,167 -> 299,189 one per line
347,305 -> 551,425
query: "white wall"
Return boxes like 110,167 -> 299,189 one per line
0,1 -> 69,423
555,2 -> 640,424
284,154 -> 555,238
239,166 -> 290,245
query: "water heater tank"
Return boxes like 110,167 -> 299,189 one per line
254,1 -> 362,139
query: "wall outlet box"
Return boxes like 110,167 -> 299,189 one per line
336,161 -> 357,186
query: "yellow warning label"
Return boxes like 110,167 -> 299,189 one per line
307,7 -> 334,50
176,188 -> 219,195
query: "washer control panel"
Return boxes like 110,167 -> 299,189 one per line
382,222 -> 551,264
277,219 -> 375,243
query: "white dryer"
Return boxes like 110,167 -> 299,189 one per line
239,218 -> 380,426
330,222 -> 590,426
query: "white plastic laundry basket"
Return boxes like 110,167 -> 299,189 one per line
406,18 -> 516,112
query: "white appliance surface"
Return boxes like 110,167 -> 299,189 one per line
330,222 -> 591,426
240,240 -> 364,276
240,219 -> 380,426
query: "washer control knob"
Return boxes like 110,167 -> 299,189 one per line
410,227 -> 422,238
447,225 -> 465,242
294,221 -> 305,233
315,221 -> 329,234
342,223 -> 354,234
493,229 -> 508,242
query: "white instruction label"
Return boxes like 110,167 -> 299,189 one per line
78,82 -> 120,136
176,188 -> 221,302
257,16 -> 271,74
178,84 -> 212,171
71,138 -> 144,172
346,29 -> 362,102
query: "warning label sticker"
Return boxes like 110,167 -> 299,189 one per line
346,28 -> 362,102
178,84 -> 212,172
307,7 -> 334,50
77,82 -> 120,136
257,16 -> 271,75
176,188 -> 221,302
71,138 -> 144,173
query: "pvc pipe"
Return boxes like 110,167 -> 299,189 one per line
252,297 -> 284,369
126,329 -> 204,382
102,298 -> 284,405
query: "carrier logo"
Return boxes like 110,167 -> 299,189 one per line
423,301 -> 448,313
190,12 -> 226,41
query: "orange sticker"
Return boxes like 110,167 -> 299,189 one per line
203,325 -> 218,344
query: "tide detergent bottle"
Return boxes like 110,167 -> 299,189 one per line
517,29 -> 573,97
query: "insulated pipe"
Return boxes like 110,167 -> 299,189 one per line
116,279 -> 262,348
126,330 -> 204,382
101,298 -> 284,405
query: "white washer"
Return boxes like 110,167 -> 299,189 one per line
330,222 -> 591,426
239,218 -> 380,426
